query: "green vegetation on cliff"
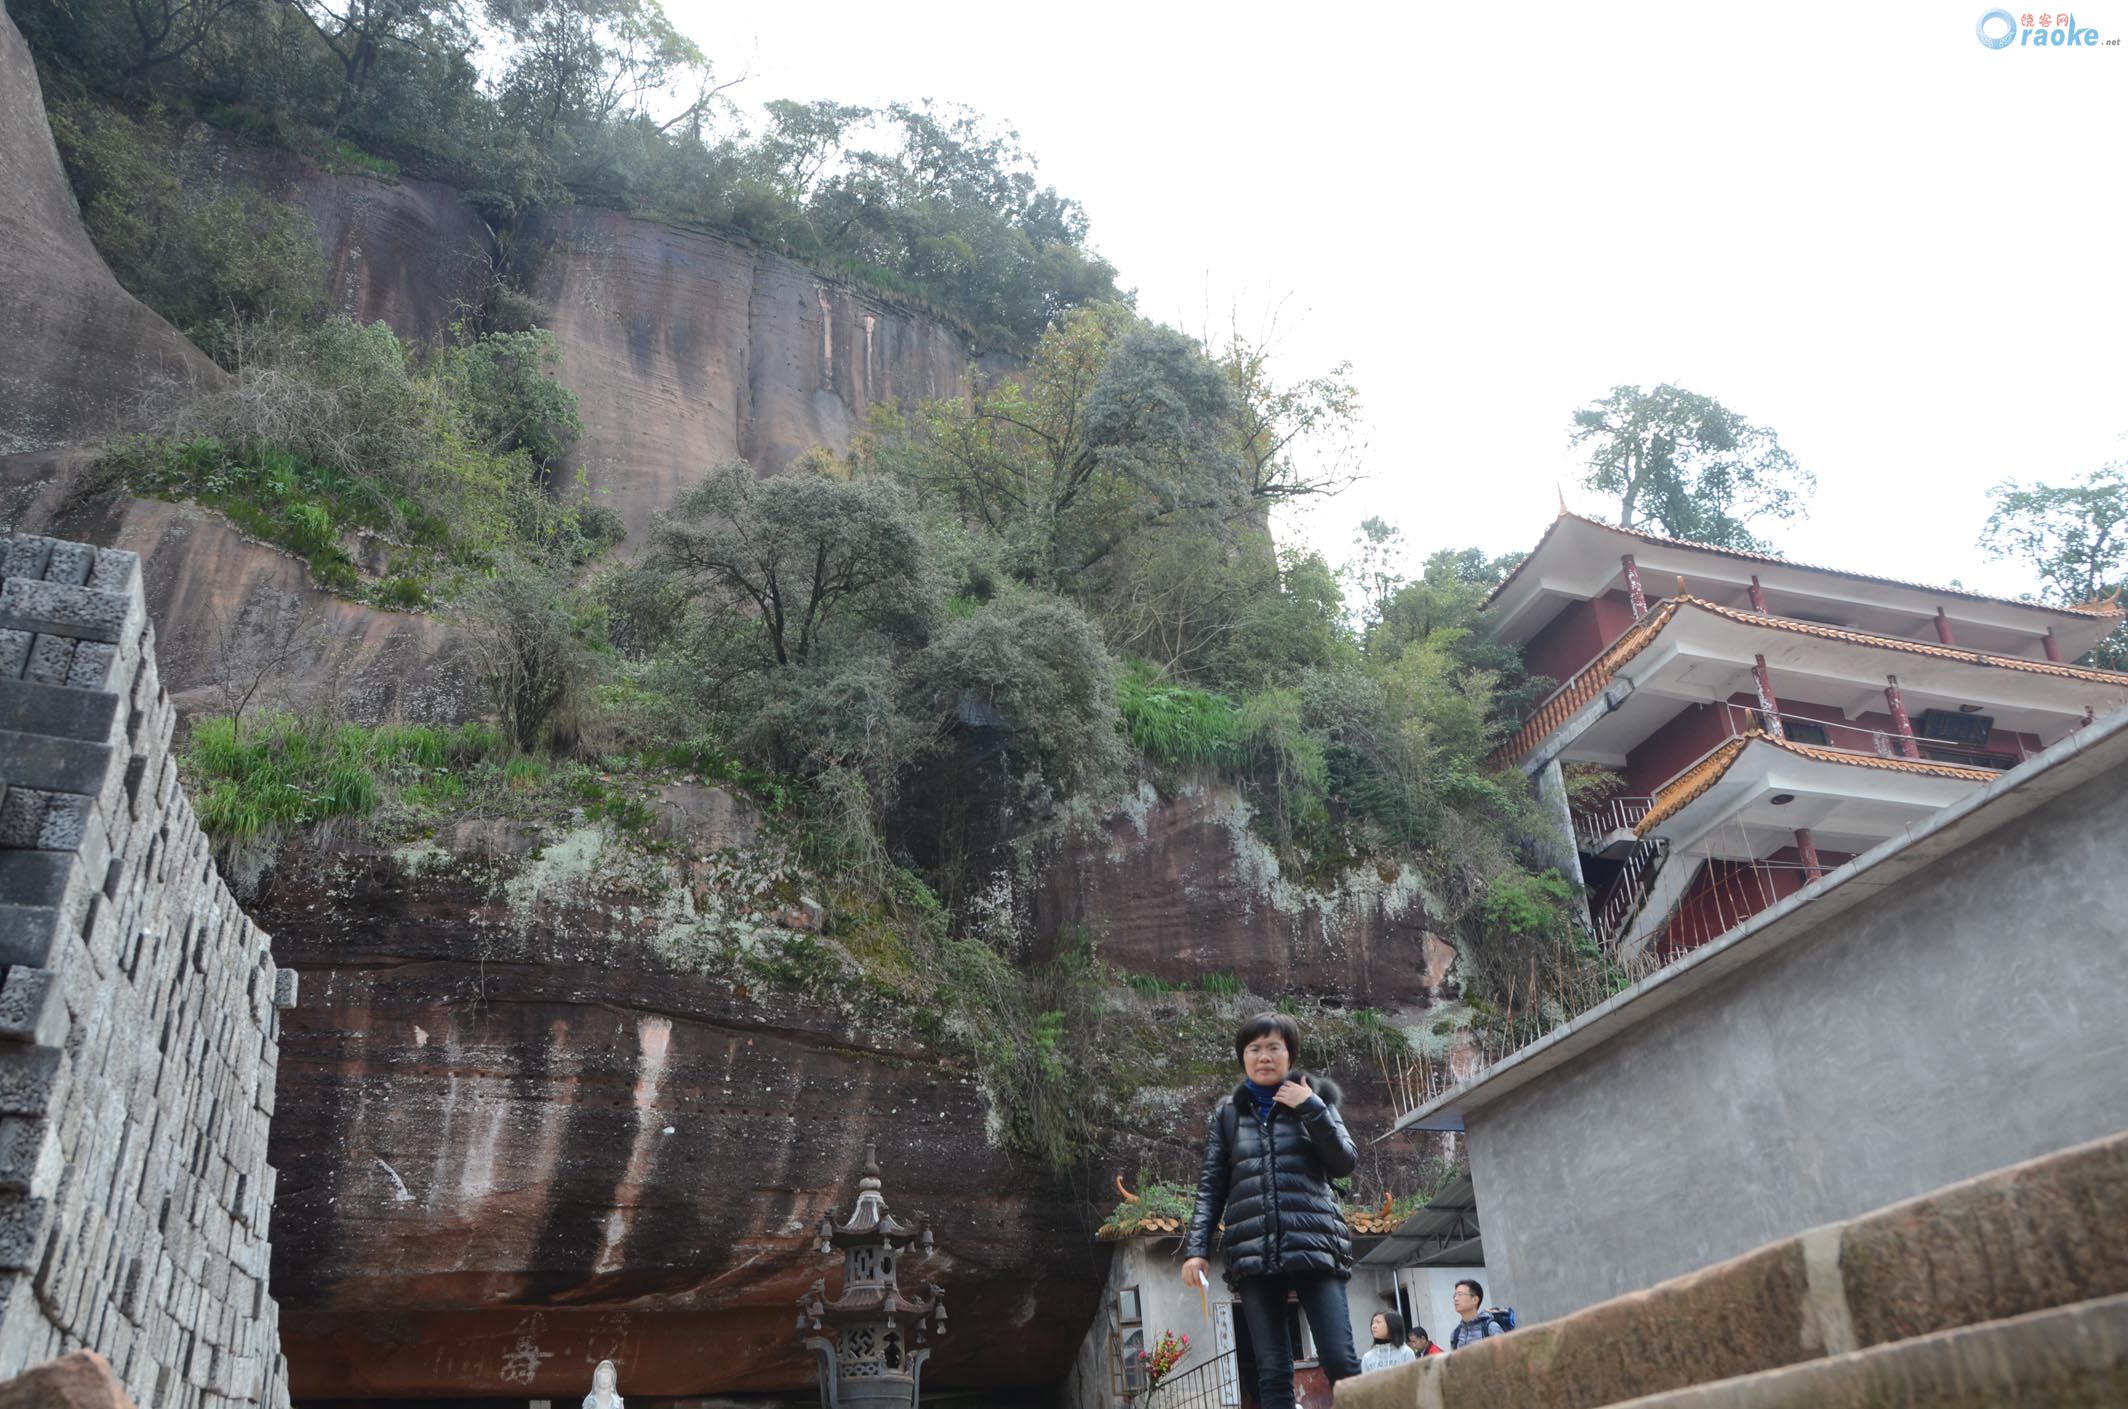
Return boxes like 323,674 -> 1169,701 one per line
104,317 -> 610,604
20,0 -> 1117,347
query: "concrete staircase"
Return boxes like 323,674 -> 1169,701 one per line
1334,1128 -> 2128,1408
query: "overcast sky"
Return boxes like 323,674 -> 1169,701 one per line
667,0 -> 2127,600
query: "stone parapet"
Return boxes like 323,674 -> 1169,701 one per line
1333,1128 -> 2128,1408
0,534 -> 293,1409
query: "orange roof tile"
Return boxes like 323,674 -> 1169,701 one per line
1633,732 -> 2000,836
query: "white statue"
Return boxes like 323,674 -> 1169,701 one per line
583,1359 -> 623,1409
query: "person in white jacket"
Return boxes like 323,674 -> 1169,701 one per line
1358,1311 -> 1418,1374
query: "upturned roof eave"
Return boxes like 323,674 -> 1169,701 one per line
1485,511 -> 2123,633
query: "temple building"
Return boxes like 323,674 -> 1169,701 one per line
1490,512 -> 2128,954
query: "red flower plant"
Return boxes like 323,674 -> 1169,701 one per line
1139,1329 -> 1190,1387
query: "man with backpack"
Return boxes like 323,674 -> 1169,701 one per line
1448,1279 -> 1511,1349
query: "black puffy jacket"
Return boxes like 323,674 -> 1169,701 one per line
1183,1072 -> 1358,1284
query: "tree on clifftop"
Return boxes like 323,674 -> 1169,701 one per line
1570,384 -> 1811,551
1980,457 -> 2128,668
877,304 -> 1351,594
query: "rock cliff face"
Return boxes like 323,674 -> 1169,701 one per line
524,208 -> 976,545
0,482 -> 472,721
250,805 -> 1107,1401
281,164 -> 495,350
0,7 -> 217,455
245,780 -> 1455,1401
1037,782 -> 1458,1010
0,65 -> 982,721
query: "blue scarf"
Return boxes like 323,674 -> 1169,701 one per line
1245,1078 -> 1282,1125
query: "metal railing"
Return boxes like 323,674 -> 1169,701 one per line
1590,835 -> 1669,949
1708,702 -> 2028,771
1143,1348 -> 1241,1409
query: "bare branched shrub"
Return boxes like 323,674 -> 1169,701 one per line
462,562 -> 592,753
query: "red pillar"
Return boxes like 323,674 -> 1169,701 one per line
1795,828 -> 1823,884
1622,554 -> 1647,619
2043,629 -> 2063,663
1934,608 -> 1956,646
1749,574 -> 1768,613
1752,654 -> 1786,740
1884,675 -> 1921,759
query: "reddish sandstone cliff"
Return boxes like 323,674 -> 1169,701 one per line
0,7 -> 217,455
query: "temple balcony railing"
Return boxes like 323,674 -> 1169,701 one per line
1685,702 -> 2032,782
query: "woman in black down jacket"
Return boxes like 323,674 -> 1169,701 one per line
1181,1011 -> 1361,1408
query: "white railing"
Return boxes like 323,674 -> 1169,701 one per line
1572,795 -> 1653,852
1591,836 -> 1669,948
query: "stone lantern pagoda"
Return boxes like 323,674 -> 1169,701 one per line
797,1143 -> 946,1408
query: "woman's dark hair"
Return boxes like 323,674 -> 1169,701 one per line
1371,1310 -> 1407,1345
1233,1011 -> 1302,1067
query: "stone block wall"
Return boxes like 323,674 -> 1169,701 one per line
0,534 -> 293,1409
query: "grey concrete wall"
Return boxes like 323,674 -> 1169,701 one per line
0,534 -> 294,1408
1470,751 -> 2128,1324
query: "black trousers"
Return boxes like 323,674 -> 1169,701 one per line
1236,1271 -> 1361,1409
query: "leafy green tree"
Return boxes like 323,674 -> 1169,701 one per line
1980,459 -> 2128,667
276,0 -> 466,128
647,462 -> 938,669
753,98 -> 870,200
435,327 -> 580,471
880,305 -> 1342,593
463,558 -> 592,751
45,100 -> 325,365
485,0 -> 711,142
1218,326 -> 1361,505
1570,384 -> 1811,550
1370,547 -> 1549,728
906,589 -> 1127,812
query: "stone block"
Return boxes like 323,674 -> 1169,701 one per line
64,644 -> 116,693
40,544 -> 94,589
0,1193 -> 51,1271
0,1119 -> 53,1198
0,538 -> 54,583
0,1047 -> 63,1119
1582,1292 -> 2128,1409
0,680 -> 119,745
0,912 -> 57,971
0,790 -> 48,848
1419,1239 -> 1816,1409
0,969 -> 65,1048
270,970 -> 297,1012
23,636 -> 77,688
35,794 -> 92,853
1839,1129 -> 2128,1349
0,733 -> 115,799
85,552 -> 138,597
0,581 -> 137,647
0,1350 -> 138,1409
0,634 -> 26,683
0,852 -> 81,918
